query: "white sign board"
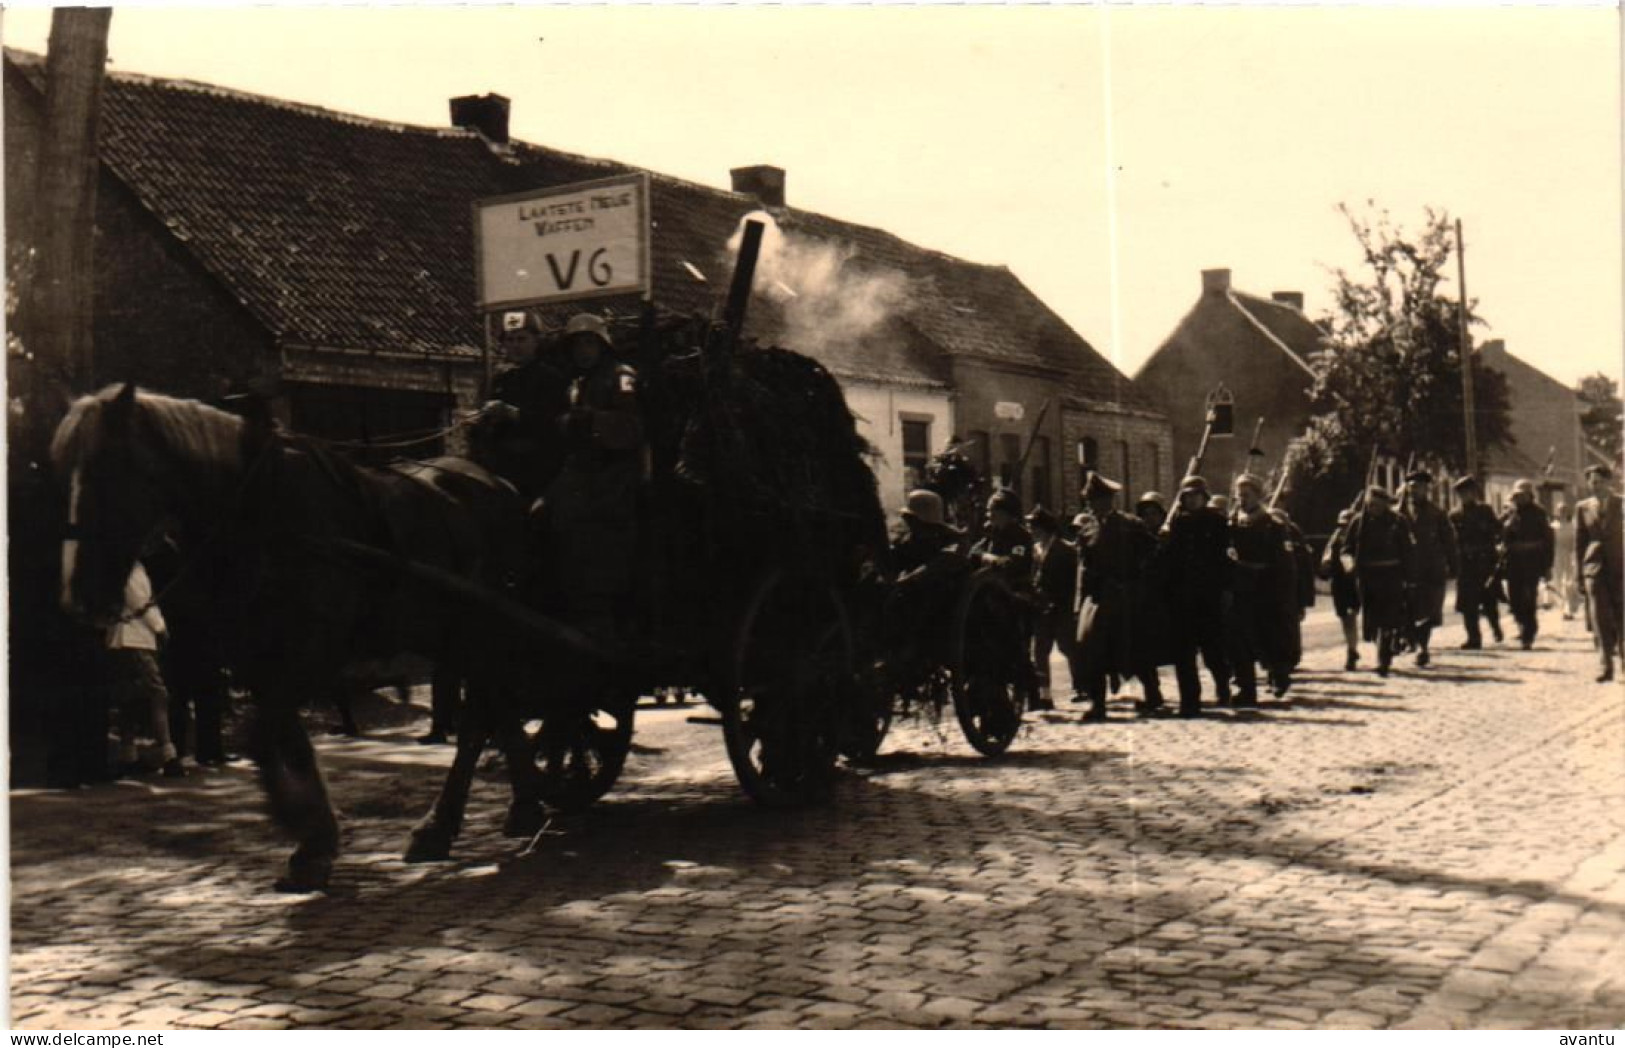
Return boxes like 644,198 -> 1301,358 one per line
994,401 -> 1026,422
474,173 -> 650,310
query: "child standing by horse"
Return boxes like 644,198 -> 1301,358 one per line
107,560 -> 184,778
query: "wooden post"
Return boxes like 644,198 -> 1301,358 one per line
1456,218 -> 1479,480
30,9 -> 112,401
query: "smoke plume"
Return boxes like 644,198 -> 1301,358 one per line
726,211 -> 911,357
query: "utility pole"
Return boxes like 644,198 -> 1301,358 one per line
29,9 -> 113,419
1455,218 -> 1479,481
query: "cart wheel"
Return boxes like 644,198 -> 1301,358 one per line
725,569 -> 852,806
950,572 -> 1028,757
535,697 -> 635,813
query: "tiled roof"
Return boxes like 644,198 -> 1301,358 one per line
7,50 -> 1153,407
1229,292 -> 1325,375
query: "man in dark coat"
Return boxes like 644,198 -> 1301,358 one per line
1319,508 -> 1362,671
1027,507 -> 1079,709
1399,470 -> 1459,667
971,490 -> 1043,708
1498,479 -> 1555,651
1164,475 -> 1232,716
1225,474 -> 1296,706
1270,507 -> 1314,695
1074,471 -> 1158,720
1343,486 -> 1414,676
1576,464 -> 1625,681
1449,475 -> 1504,649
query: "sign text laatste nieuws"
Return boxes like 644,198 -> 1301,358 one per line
474,173 -> 650,310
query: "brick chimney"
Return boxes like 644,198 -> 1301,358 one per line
1202,268 -> 1231,295
1271,291 -> 1304,312
730,165 -> 786,208
450,93 -> 510,145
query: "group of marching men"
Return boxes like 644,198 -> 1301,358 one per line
892,460 -> 1625,722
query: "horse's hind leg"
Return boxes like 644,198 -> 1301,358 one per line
250,699 -> 341,893
406,705 -> 491,863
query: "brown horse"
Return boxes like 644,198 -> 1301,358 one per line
52,384 -> 550,891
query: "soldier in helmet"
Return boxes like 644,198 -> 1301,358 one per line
1576,464 -> 1624,681
1501,478 -> 1556,651
541,313 -> 646,640
1073,471 -> 1161,720
1164,475 -> 1232,716
971,490 -> 1043,708
1319,508 -> 1363,670
1225,474 -> 1296,706
1449,475 -> 1505,649
1343,486 -> 1415,676
1398,470 -> 1458,667
893,489 -> 963,574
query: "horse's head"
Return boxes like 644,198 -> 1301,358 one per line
51,383 -> 243,625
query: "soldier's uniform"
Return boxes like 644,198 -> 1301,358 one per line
1576,465 -> 1625,680
1164,476 -> 1232,716
1271,508 -> 1314,694
971,491 -> 1042,707
1398,471 -> 1458,665
1319,509 -> 1362,670
1501,479 -> 1556,650
543,314 -> 645,640
1026,508 -> 1081,706
1074,472 -> 1159,719
1226,482 -> 1296,706
1449,477 -> 1504,649
1344,488 -> 1415,676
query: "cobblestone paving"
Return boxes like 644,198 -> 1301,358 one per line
11,614 -> 1624,1029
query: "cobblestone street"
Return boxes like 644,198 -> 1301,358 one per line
11,612 -> 1625,1030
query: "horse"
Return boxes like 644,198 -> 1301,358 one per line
52,383 -> 556,891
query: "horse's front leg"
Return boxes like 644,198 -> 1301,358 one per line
405,695 -> 492,863
249,697 -> 341,893
496,700 -> 547,839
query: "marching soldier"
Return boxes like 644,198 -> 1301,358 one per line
1027,507 -> 1079,709
1398,470 -> 1458,667
1449,476 -> 1505,649
1576,464 -> 1624,681
1500,479 -> 1555,650
1343,486 -> 1414,677
1165,475 -> 1232,716
1320,509 -> 1363,671
1270,506 -> 1314,695
1074,472 -> 1159,720
1225,474 -> 1296,707
1134,492 -> 1168,532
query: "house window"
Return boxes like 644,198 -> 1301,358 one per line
1029,436 -> 1052,510
968,430 -> 992,486
1147,442 -> 1161,494
1119,439 -> 1133,497
999,433 -> 1024,497
288,383 -> 451,466
901,416 -> 932,492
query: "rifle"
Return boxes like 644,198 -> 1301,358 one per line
1266,465 -> 1290,512
1342,444 -> 1383,574
1185,408 -> 1217,480
1012,397 -> 1053,502
1247,416 -> 1266,462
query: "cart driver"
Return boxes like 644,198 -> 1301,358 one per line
543,313 -> 648,640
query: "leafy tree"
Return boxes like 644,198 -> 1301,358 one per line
1284,204 -> 1513,531
1577,372 -> 1622,466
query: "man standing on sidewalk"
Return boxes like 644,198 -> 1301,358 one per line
1502,479 -> 1556,651
1450,476 -> 1505,650
1575,465 -> 1623,681
1399,470 -> 1458,667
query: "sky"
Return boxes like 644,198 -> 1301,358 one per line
4,4 -> 1621,385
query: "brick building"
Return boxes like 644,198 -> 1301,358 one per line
1134,268 -> 1324,489
5,50 -> 1164,511
1475,339 -> 1587,512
